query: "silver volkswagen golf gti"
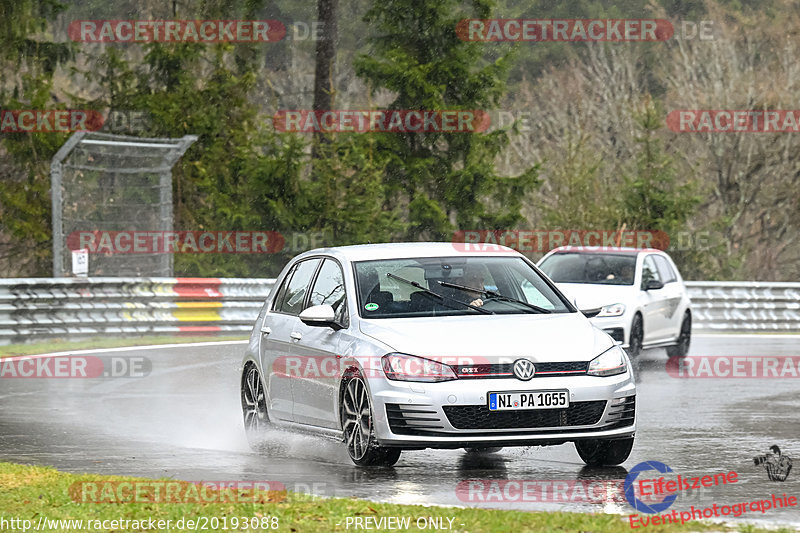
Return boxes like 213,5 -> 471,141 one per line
240,243 -> 636,466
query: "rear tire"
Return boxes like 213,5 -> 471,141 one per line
575,437 -> 634,466
340,372 -> 402,466
666,313 -> 691,357
626,314 -> 643,358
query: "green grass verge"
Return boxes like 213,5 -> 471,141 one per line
0,462 -> 794,532
0,335 -> 248,358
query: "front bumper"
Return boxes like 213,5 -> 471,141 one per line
367,373 -> 636,448
591,315 -> 630,348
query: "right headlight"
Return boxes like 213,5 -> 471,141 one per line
381,353 -> 457,382
587,345 -> 628,377
597,303 -> 626,317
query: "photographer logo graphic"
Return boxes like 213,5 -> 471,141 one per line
624,461 -> 678,514
754,445 -> 793,481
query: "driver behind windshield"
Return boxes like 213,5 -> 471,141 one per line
605,263 -> 634,284
453,265 -> 486,307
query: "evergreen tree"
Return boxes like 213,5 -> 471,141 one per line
621,98 -> 700,238
354,0 -> 538,241
621,97 -> 701,266
0,0 -> 74,275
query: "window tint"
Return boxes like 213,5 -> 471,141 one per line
538,253 -> 636,285
641,256 -> 662,288
276,259 -> 321,315
653,255 -> 677,283
309,259 -> 347,322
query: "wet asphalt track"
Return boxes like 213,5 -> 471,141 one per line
0,334 -> 799,527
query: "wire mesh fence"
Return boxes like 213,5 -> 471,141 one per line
51,132 -> 197,277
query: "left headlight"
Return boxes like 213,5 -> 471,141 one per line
597,303 -> 626,317
587,345 -> 628,377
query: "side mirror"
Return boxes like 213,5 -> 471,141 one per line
299,304 -> 340,329
581,308 -> 602,318
644,279 -> 664,291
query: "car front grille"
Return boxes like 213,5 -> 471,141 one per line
387,396 -> 634,436
453,361 -> 588,379
443,400 -> 606,430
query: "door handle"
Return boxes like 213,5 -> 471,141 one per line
290,332 -> 302,341
260,325 -> 272,335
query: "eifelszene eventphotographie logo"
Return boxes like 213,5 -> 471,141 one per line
624,461 -> 678,514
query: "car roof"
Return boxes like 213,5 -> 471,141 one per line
545,246 -> 666,256
294,242 -> 521,262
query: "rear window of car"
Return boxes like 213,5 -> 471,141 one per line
538,253 -> 636,285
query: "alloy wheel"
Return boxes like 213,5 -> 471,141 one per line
242,365 -> 268,445
342,376 -> 372,461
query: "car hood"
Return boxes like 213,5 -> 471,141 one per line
555,283 -> 636,310
358,313 -> 613,362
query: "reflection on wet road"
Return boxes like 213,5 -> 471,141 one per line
1,335 -> 798,526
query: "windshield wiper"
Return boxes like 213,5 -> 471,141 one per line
437,281 -> 552,314
385,273 -> 492,314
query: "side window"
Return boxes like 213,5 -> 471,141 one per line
276,259 -> 321,315
641,256 -> 662,289
271,265 -> 296,312
653,255 -> 677,283
309,259 -> 347,316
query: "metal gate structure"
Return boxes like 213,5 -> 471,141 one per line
51,132 -> 197,277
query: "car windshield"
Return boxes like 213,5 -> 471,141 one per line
354,256 -> 570,318
539,253 -> 636,286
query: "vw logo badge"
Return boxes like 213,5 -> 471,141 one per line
512,359 -> 536,381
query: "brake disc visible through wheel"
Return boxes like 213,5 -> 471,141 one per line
341,373 -> 401,467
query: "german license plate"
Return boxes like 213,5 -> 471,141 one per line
488,390 -> 569,411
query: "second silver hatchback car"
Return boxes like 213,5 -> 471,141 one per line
241,243 -> 636,466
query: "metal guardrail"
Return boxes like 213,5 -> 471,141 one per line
686,281 -> 800,332
0,278 -> 797,344
0,277 -> 275,345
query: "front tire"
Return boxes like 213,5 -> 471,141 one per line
241,364 -> 269,450
626,314 -> 643,358
666,313 -> 691,357
341,373 -> 401,466
575,437 -> 634,466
